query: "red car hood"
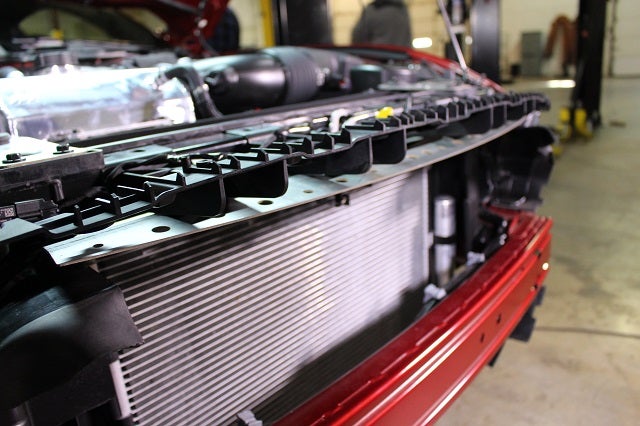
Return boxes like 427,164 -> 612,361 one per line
4,0 -> 229,55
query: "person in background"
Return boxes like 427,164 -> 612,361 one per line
543,15 -> 577,78
351,0 -> 412,47
209,7 -> 240,54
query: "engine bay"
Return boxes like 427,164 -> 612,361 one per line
0,40 -> 555,425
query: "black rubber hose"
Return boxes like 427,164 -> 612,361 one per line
163,65 -> 222,119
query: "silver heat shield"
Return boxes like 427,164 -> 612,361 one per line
0,68 -> 196,141
98,170 -> 429,425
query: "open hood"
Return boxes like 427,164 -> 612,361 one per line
0,0 -> 229,56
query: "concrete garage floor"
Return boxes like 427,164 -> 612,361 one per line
437,78 -> 640,425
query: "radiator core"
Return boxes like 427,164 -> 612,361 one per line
99,170 -> 430,425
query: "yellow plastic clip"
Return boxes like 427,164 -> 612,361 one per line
375,107 -> 394,119
50,29 -> 64,40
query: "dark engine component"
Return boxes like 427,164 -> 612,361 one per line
193,47 -> 364,114
161,65 -> 221,119
485,126 -> 555,209
0,135 -> 104,222
0,265 -> 142,425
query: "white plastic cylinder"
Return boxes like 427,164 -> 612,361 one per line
434,195 -> 456,286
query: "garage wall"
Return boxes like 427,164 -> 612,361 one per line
327,0 -> 361,45
329,0 -> 451,55
328,0 -> 581,77
232,1 -> 639,78
229,0 -> 267,49
611,0 -> 640,76
501,0 -> 578,77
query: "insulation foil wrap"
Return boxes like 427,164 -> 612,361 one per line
99,170 -> 429,425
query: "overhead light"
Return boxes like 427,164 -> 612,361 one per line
412,37 -> 433,49
465,36 -> 473,45
546,80 -> 575,89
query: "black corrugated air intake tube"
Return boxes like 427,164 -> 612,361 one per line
192,47 -> 356,114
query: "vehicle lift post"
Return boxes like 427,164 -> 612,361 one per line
559,0 -> 607,140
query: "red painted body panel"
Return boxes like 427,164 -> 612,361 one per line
276,212 -> 551,425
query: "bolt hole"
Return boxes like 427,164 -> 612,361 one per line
133,149 -> 145,153
152,225 -> 171,233
303,189 -> 313,194
480,333 -> 485,343
496,314 -> 502,324
93,243 -> 104,248
258,200 -> 273,205
336,178 -> 348,183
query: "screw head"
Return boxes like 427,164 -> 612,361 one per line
55,143 -> 71,153
3,152 -> 23,163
